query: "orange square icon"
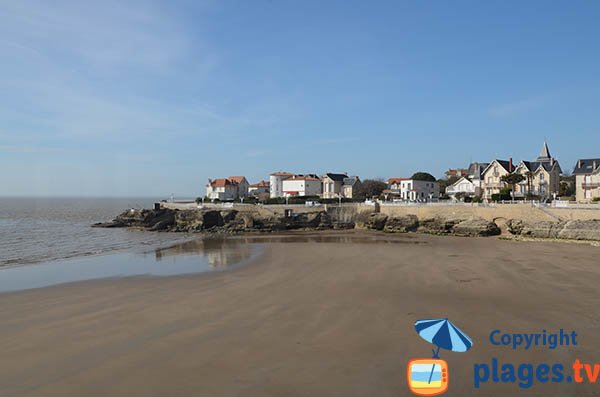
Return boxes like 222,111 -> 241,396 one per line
407,358 -> 449,396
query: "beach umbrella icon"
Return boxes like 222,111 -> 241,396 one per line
414,318 -> 473,384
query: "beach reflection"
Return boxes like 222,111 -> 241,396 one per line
154,238 -> 254,269
153,232 -> 424,268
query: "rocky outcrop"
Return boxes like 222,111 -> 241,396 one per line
506,219 -> 600,241
383,215 -> 419,233
519,221 -> 564,239
418,217 -> 466,235
94,207 -> 600,242
93,208 -> 351,234
365,213 -> 388,231
453,219 -> 501,237
558,220 -> 600,241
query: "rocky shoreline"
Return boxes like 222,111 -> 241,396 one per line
92,207 -> 600,242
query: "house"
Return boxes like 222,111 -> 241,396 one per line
512,142 -> 561,201
269,172 -> 295,198
467,162 -> 489,192
321,173 -> 348,199
573,158 -> 600,202
228,176 -> 249,198
481,159 -> 514,200
341,176 -> 361,198
388,178 -> 439,201
206,178 -> 239,201
248,180 -> 270,196
282,175 -> 322,197
445,177 -> 479,200
445,168 -> 469,179
387,178 -> 409,195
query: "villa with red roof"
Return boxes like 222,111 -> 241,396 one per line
206,176 -> 250,201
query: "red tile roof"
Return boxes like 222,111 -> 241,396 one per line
228,176 -> 247,183
387,177 -> 409,184
209,178 -> 236,187
250,180 -> 269,187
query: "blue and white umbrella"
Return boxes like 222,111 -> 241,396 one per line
414,318 -> 473,384
414,318 -> 473,357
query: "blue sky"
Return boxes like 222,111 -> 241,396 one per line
1,0 -> 599,197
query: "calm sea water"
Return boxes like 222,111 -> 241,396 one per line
0,197 -> 193,267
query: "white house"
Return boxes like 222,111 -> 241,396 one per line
248,180 -> 270,196
269,171 -> 295,198
399,179 -> 439,201
206,178 -> 239,201
228,176 -> 249,198
387,178 -> 409,195
282,175 -> 322,197
445,177 -> 478,200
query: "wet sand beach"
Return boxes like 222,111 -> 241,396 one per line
1,231 -> 599,396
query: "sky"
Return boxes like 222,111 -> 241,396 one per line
1,0 -> 599,197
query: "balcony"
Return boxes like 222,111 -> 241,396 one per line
582,183 -> 600,189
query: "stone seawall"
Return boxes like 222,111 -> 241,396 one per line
364,204 -> 600,223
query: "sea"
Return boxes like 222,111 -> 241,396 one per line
0,197 -> 259,292
0,197 -> 190,267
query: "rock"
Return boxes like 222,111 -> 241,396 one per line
383,215 -> 419,233
237,213 -> 255,229
200,210 -> 224,230
366,213 -> 388,230
557,220 -> 600,241
220,210 -> 238,223
418,217 -> 465,234
506,219 -> 525,235
453,219 -> 501,237
147,211 -> 175,231
174,211 -> 204,231
91,220 -> 125,228
519,221 -> 564,239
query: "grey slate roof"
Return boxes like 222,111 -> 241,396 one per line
467,162 -> 489,179
573,158 -> 600,174
324,173 -> 348,182
537,141 -> 552,162
342,176 -> 360,186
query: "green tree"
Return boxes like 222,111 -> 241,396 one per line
354,179 -> 387,200
559,175 -> 575,197
500,172 -> 525,201
411,172 -> 437,182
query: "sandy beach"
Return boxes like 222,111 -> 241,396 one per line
1,231 -> 600,396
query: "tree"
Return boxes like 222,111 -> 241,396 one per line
500,172 -> 525,201
559,175 -> 575,197
354,179 -> 387,200
411,172 -> 436,182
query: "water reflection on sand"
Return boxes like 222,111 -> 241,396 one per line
0,232 -> 426,292
153,238 -> 255,269
153,232 -> 425,268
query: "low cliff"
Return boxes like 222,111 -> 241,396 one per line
93,208 -> 600,242
93,208 -> 354,233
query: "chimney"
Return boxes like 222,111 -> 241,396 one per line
509,158 -> 513,172
594,160 -> 597,170
578,159 -> 582,168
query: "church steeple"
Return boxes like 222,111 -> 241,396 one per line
537,140 -> 552,162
